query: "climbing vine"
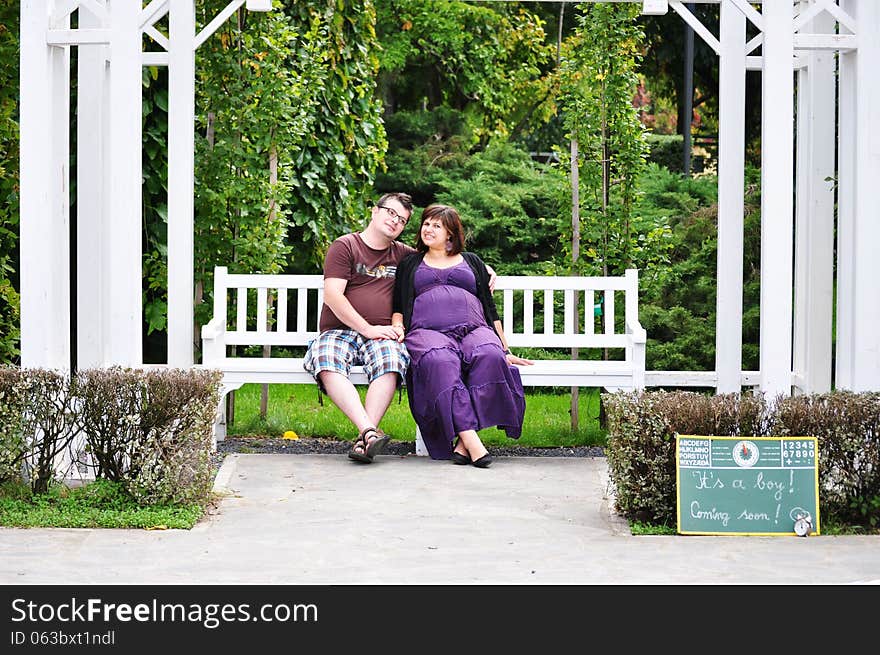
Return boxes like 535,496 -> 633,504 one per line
0,9 -> 19,364
556,2 -> 667,278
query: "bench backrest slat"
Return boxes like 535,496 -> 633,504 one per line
296,288 -> 308,334
256,288 -> 268,333
604,289 -> 615,336
277,288 -> 288,332
236,288 -> 247,332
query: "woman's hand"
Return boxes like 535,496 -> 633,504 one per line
505,351 -> 534,366
363,324 -> 402,341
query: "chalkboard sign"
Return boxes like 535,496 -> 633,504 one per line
676,435 -> 820,536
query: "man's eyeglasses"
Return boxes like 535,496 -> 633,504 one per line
377,204 -> 409,226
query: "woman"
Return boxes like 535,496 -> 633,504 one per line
391,204 -> 533,467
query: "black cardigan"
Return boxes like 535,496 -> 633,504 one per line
392,251 -> 500,333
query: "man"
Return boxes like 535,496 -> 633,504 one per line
303,193 -> 416,463
303,193 -> 495,464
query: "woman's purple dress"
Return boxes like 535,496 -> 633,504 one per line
404,260 -> 525,460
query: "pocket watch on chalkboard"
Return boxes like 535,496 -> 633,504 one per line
793,512 -> 813,537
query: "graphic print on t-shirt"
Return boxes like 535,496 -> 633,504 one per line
355,263 -> 398,279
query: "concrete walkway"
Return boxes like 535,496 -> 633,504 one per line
1,453 -> 879,585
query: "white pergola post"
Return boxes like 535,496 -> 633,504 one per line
76,3 -> 107,369
792,2 -> 835,394
836,0 -> 880,391
714,1 -> 746,393
167,0 -> 197,367
758,1 -> 795,397
19,0 -> 71,370
105,0 -> 143,366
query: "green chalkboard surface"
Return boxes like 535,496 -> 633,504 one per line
676,435 -> 820,536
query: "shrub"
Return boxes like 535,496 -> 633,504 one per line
76,367 -> 222,505
645,133 -> 684,173
604,390 -> 770,523
0,365 -> 26,482
771,392 -> 880,527
127,368 -> 222,505
603,389 -> 880,530
2,366 -> 221,503
19,369 -> 79,494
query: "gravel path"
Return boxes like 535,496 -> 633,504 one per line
214,436 -> 605,470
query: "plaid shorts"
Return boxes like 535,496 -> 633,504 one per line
302,329 -> 410,388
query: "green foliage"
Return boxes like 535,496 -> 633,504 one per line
376,0 -> 554,143
281,0 -> 387,270
556,2 -> 652,277
431,140 -> 568,275
142,66 -> 170,338
634,164 -> 762,372
644,133 -> 684,173
79,367 -> 222,505
0,9 -> 19,364
192,4 -> 307,334
375,106 -> 474,205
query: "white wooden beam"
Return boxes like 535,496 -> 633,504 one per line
141,0 -> 170,30
194,0 -> 245,50
46,29 -> 111,45
669,1 -> 720,54
76,4 -> 106,369
759,1 -> 795,396
793,33 -> 857,51
714,0 -> 746,393
793,2 -> 835,394
20,0 -> 71,369
105,0 -> 142,366
167,0 -> 197,367
836,0 -> 880,391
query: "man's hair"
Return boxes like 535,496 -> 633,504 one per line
416,204 -> 466,255
376,192 -> 413,214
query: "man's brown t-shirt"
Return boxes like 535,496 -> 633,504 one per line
319,233 -> 416,332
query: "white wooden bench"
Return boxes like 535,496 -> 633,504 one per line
201,266 -> 646,451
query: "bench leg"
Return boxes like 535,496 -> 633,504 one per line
213,400 -> 227,448
415,425 -> 428,456
212,382 -> 244,450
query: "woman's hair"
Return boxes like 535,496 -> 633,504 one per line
416,204 -> 466,255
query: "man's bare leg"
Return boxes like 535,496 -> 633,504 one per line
317,371 -> 373,434
364,372 -> 399,430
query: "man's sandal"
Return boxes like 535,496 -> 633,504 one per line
348,427 -> 390,463
364,427 -> 391,458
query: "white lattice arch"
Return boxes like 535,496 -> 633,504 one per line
18,0 -> 880,395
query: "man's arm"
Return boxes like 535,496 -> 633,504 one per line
485,264 -> 497,293
323,277 -> 399,341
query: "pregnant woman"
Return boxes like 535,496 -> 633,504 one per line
391,204 -> 533,467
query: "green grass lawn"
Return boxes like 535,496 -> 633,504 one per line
226,383 -> 607,448
0,479 -> 207,529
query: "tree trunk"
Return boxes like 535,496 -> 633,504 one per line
570,138 -> 580,432
260,144 -> 279,420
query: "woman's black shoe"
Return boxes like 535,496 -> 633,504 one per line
472,454 -> 492,468
451,451 -> 471,465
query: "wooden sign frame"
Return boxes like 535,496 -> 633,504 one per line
676,435 -> 821,536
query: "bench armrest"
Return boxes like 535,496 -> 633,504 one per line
201,317 -> 225,340
626,319 -> 647,344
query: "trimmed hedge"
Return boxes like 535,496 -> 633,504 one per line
0,366 -> 222,504
604,389 -> 880,529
